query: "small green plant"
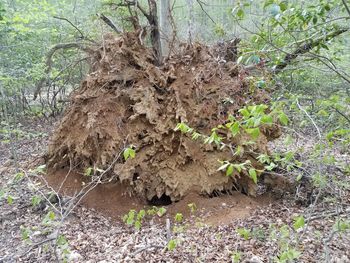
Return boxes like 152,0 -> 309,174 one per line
277,248 -> 301,263
333,219 -> 350,232
7,195 -> 14,205
20,226 -> 31,242
293,215 -> 305,231
123,146 -> 136,161
123,207 -> 167,230
167,239 -> 177,251
187,203 -> 197,214
174,213 -> 183,223
237,227 -> 251,240
31,195 -> 42,207
231,251 -> 241,263
157,207 -> 167,217
13,172 -> 24,183
42,211 -> 56,226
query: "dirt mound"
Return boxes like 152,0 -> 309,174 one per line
46,32 -> 279,202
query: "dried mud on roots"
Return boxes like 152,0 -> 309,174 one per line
46,32 -> 280,202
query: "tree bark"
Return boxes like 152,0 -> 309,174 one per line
147,0 -> 162,66
273,27 -> 349,74
160,0 -> 171,56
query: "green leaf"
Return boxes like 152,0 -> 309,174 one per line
261,114 -> 273,125
124,147 -> 136,161
174,213 -> 183,223
249,168 -> 258,184
174,122 -> 190,133
296,174 -> 303,182
7,195 -> 14,205
278,112 -> 289,125
237,228 -> 251,240
157,207 -> 167,217
137,210 -> 146,221
333,219 -> 350,232
84,167 -> 93,176
230,122 -> 240,137
279,1 -> 288,12
218,162 -> 229,171
31,195 -> 42,207
167,239 -> 177,251
134,220 -> 142,230
20,226 -> 30,240
239,108 -> 250,118
237,8 -> 245,19
57,235 -> 68,246
293,216 -> 305,230
14,172 -> 24,182
283,134 -> 293,145
246,127 -> 260,140
226,164 -> 234,176
36,164 -> 46,174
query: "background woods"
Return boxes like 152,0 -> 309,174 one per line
1,1 -> 350,262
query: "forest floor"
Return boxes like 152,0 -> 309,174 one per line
1,117 -> 350,263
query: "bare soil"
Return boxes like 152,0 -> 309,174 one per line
45,169 -> 274,223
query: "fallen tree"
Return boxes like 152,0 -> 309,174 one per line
45,30 -> 283,202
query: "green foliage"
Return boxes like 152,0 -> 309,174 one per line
7,194 -> 14,205
174,213 -> 183,223
176,103 -> 289,184
122,207 -> 167,230
31,195 -> 42,207
167,239 -> 177,251
236,227 -> 251,240
277,248 -> 301,263
123,146 -> 136,161
42,210 -> 56,226
20,226 -> 31,241
231,251 -> 241,263
333,219 -> 350,232
293,216 -> 305,231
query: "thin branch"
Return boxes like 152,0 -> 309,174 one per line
97,13 -> 122,34
296,99 -> 322,139
331,106 -> 350,124
34,42 -> 95,100
53,16 -> 85,39
342,0 -> 350,18
195,0 -> 216,24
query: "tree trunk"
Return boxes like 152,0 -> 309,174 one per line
186,0 -> 194,44
160,0 -> 171,56
148,0 -> 162,66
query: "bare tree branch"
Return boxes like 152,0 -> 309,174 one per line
342,0 -> 350,18
53,16 -> 85,39
97,13 -> 122,34
34,43 -> 95,100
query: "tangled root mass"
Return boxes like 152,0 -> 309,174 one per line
47,32 -> 281,202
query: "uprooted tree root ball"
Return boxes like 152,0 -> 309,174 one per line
46,32 -> 282,202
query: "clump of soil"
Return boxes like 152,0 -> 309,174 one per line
46,32 -> 280,202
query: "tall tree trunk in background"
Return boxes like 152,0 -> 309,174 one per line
186,0 -> 194,44
148,0 -> 162,65
160,0 -> 171,56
